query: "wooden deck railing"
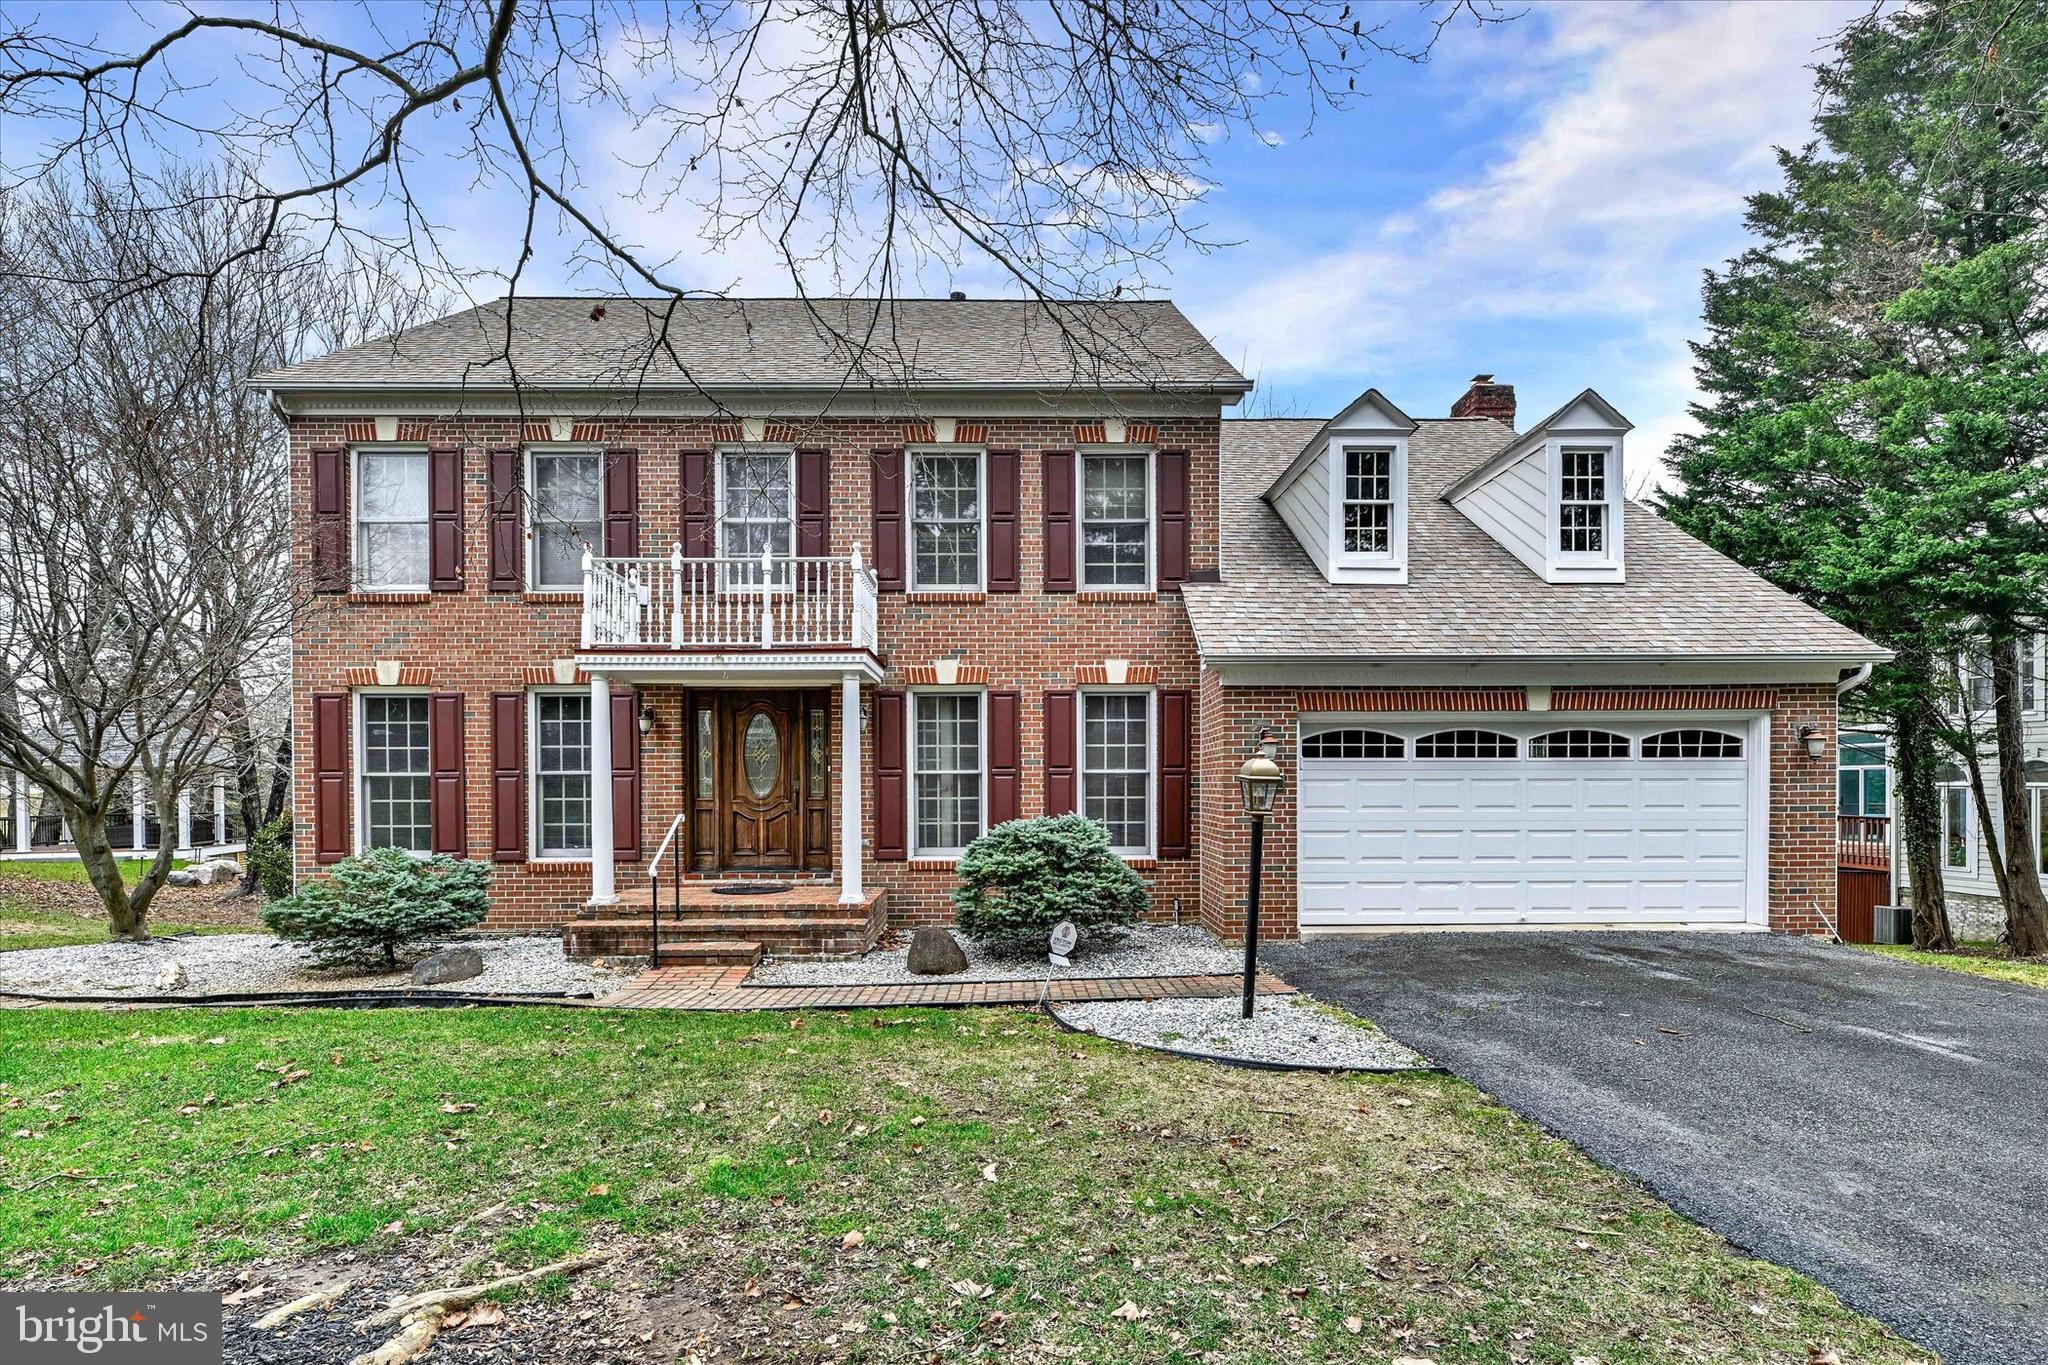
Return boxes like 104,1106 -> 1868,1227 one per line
1838,814 -> 1891,870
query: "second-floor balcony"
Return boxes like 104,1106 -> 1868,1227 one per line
580,546 -> 879,658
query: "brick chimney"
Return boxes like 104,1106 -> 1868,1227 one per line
1450,374 -> 1516,426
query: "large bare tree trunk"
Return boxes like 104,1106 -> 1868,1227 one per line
60,794 -> 162,940
1895,683 -> 1954,950
1992,635 -> 2048,955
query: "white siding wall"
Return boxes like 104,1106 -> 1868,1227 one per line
1453,446 -> 1547,576
1273,446 -> 1332,577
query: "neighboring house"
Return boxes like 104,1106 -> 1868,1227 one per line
2,751 -> 250,862
254,300 -> 1887,958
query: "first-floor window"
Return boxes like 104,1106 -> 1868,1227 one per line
1082,691 -> 1151,855
360,694 -> 431,852
2033,787 -> 2048,873
1838,732 -> 1888,817
1942,785 -> 1972,872
912,693 -> 982,855
533,693 -> 594,858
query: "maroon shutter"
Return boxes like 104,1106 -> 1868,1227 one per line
987,691 -> 1021,826
428,446 -> 465,592
986,448 -> 1020,592
870,448 -> 905,591
603,447 -> 640,559
1157,448 -> 1190,591
1043,690 -> 1077,815
486,449 -> 522,591
680,450 -> 713,558
796,447 -> 831,557
610,687 -> 642,862
1158,689 -> 1192,858
311,446 -> 347,593
311,691 -> 349,862
430,692 -> 467,856
1041,450 -> 1075,593
875,689 -> 908,860
490,692 -> 526,863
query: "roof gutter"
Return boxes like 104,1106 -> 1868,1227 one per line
245,377 -> 1256,397
1198,648 -> 1896,669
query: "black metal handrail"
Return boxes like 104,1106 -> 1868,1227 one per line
646,812 -> 686,968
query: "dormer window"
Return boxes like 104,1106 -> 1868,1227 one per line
1558,447 -> 1609,555
1342,448 -> 1395,554
1261,385 -> 1414,585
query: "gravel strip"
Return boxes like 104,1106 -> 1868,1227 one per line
1052,993 -> 1430,1070
0,933 -> 638,997
747,922 -> 1238,986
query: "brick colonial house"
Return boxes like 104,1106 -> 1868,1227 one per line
255,297 -> 1885,959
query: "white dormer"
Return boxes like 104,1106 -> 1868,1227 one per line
1445,388 -> 1631,584
1262,388 -> 1417,585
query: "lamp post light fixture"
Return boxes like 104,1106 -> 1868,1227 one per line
1236,726 -> 1285,1020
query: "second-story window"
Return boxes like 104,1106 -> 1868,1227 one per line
911,451 -> 982,590
529,450 -> 602,589
1342,447 -> 1394,554
1558,447 -> 1609,555
1081,452 -> 1149,589
354,450 -> 430,590
721,451 -> 794,562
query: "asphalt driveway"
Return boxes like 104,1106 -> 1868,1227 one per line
1265,932 -> 2048,1365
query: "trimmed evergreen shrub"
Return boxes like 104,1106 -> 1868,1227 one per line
261,847 -> 490,969
952,814 -> 1147,946
246,813 -> 294,900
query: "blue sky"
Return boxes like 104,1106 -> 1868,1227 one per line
7,1 -> 1865,478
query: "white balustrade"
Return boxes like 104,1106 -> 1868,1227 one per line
580,544 -> 879,652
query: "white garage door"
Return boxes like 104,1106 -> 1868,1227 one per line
1297,720 -> 1759,929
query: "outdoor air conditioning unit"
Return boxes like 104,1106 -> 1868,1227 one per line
1871,904 -> 1912,945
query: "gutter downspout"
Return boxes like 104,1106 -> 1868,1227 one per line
1836,661 -> 1874,696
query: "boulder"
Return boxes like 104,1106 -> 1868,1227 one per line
166,870 -> 201,888
410,946 -> 486,986
185,859 -> 241,886
153,961 -> 189,991
906,927 -> 969,976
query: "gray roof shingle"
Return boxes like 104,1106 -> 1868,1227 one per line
1182,417 -> 1886,663
254,296 -> 1249,393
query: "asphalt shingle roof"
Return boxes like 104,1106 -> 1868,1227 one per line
1182,417 -> 1886,663
254,296 -> 1249,393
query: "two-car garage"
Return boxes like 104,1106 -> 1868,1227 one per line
1295,716 -> 1768,931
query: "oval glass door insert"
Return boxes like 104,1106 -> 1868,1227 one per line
743,713 -> 780,798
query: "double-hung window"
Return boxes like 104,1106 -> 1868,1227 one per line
911,693 -> 983,855
1081,691 -> 1152,856
354,450 -> 431,590
529,450 -> 602,590
1080,452 -> 1150,589
532,692 -> 594,858
911,451 -> 982,590
1941,785 -> 1973,872
1838,732 -> 1888,818
1557,447 -> 1609,555
720,451 -> 794,561
358,694 -> 432,852
1341,447 -> 1395,554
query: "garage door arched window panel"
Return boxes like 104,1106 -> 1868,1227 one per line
1529,729 -> 1631,760
1641,729 -> 1743,760
1302,728 -> 1404,760
1413,729 -> 1518,760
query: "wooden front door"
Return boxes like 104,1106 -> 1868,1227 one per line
721,693 -> 801,869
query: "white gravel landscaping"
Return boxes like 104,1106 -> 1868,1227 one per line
1053,993 -> 1431,1071
0,933 -> 639,998
747,922 -> 1238,986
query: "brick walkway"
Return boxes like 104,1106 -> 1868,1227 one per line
593,968 -> 1295,1011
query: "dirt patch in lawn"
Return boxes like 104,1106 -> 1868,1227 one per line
0,867 -> 264,929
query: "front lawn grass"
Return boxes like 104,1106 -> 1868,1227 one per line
0,905 -> 246,952
1863,939 -> 2048,990
0,1006 -> 1929,1363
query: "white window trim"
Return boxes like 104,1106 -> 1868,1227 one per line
352,687 -> 433,856
714,445 -> 798,572
1325,437 -> 1409,584
351,445 -> 432,592
525,445 -> 605,591
528,687 -> 596,861
907,447 -> 987,593
1940,783 -> 1976,876
1076,445 -> 1155,592
1545,438 -> 1625,582
1078,686 -> 1156,859
2030,785 -> 2048,879
908,687 -> 988,859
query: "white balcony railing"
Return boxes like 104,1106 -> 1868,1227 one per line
581,545 -> 879,653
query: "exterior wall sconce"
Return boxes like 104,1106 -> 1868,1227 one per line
639,704 -> 657,736
1798,723 -> 1827,760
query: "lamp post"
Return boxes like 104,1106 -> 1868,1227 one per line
1235,727 -> 1284,1020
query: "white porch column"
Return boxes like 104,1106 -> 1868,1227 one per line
212,780 -> 227,846
130,773 -> 145,851
588,671 -> 617,906
839,670 -> 863,904
175,788 -> 194,858
12,775 -> 29,853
